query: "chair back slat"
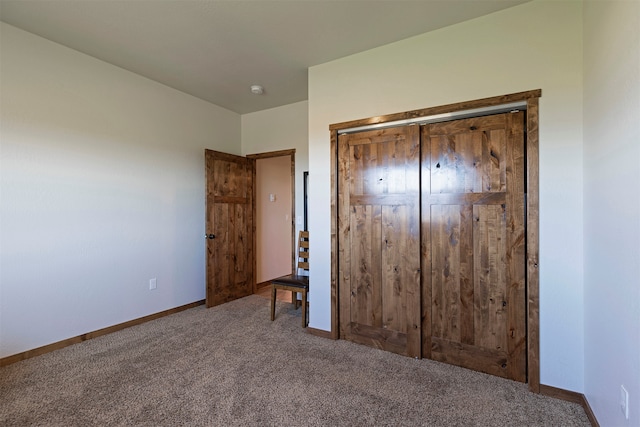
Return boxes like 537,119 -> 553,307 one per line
297,231 -> 309,272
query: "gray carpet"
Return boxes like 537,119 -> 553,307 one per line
1,295 -> 590,426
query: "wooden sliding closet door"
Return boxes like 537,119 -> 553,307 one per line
421,112 -> 527,382
338,125 -> 421,358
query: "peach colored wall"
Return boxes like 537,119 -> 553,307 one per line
256,156 -> 292,283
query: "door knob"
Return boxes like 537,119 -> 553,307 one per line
205,234 -> 216,239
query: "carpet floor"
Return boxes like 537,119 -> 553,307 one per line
0,295 -> 590,426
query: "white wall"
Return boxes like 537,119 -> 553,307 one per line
308,0 -> 585,392
241,101 -> 309,241
0,23 -> 240,358
583,1 -> 640,425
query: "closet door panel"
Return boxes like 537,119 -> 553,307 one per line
338,126 -> 420,358
422,112 -> 526,382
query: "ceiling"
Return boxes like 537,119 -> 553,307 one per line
0,0 -> 529,114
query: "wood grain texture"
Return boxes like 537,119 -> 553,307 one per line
330,90 -> 541,387
526,97 -> 541,392
424,112 -> 526,382
505,111 -> 527,382
458,204 -> 474,346
337,132 -> 352,340
431,337 -> 510,380
338,126 -> 420,357
420,124 -> 433,358
205,150 -> 254,308
348,322 -> 407,355
403,126 -> 422,358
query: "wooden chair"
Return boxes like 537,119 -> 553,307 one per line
270,231 -> 309,327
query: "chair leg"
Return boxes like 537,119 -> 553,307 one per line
270,285 -> 276,321
292,291 -> 299,308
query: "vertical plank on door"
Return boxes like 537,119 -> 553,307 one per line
382,205 -> 407,335
338,133 -> 352,339
506,111 -> 527,382
421,125 -> 433,358
214,203 -> 230,297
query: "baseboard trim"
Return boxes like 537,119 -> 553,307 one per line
306,327 -> 334,340
539,384 -> 599,427
256,280 -> 272,289
580,394 -> 600,427
0,300 -> 205,367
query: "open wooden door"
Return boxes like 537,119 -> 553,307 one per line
205,150 -> 254,307
421,112 -> 527,382
337,125 -> 421,358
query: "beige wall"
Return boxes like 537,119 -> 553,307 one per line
256,156 -> 293,283
0,23 -> 241,358
583,0 -> 640,424
308,0 -> 584,392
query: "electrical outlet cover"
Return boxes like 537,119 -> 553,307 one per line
621,385 -> 629,420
